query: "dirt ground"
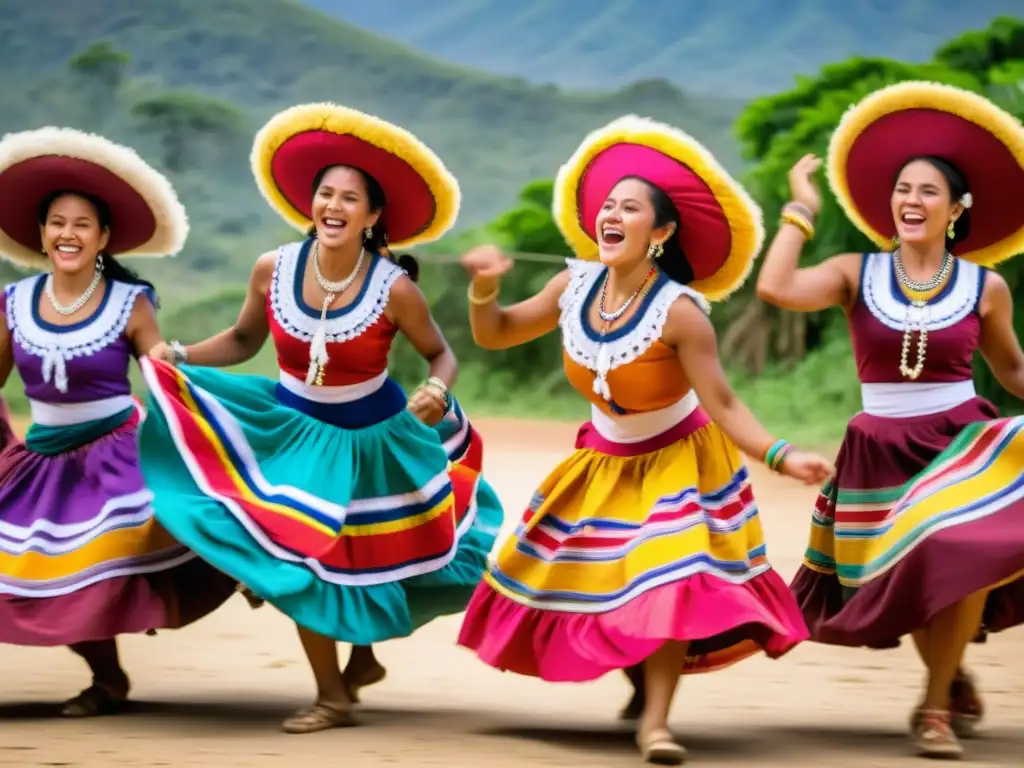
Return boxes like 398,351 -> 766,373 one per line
1,417 -> 1021,767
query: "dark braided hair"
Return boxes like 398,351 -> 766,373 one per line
37,189 -> 159,305
306,164 -> 419,282
894,155 -> 972,249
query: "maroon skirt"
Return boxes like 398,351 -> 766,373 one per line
792,396 -> 1024,648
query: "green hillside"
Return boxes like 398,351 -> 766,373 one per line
0,0 -> 744,417
0,0 -> 743,232
0,0 -> 744,306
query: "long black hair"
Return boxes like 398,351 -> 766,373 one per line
305,164 -> 420,283
36,189 -> 159,304
894,155 -> 972,249
623,175 -> 693,285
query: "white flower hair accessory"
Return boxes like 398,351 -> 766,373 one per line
960,192 -> 973,209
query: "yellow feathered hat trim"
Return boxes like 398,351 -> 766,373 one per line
828,80 -> 1024,266
553,114 -> 764,301
251,103 -> 460,249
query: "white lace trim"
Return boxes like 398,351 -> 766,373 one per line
269,240 -> 404,343
5,276 -> 146,394
558,258 -> 710,400
862,251 -> 982,332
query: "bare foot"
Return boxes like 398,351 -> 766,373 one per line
343,660 -> 387,704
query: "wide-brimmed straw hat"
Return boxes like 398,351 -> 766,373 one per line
0,127 -> 188,271
828,80 -> 1024,265
251,102 -> 460,249
552,114 -> 765,301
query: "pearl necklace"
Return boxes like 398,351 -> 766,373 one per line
45,266 -> 103,316
592,266 -> 657,401
306,241 -> 366,386
597,266 -> 656,322
893,249 -> 952,381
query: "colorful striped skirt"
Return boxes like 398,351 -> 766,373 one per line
137,357 -> 504,644
0,398 -> 235,646
792,396 -> 1024,648
457,403 -> 808,681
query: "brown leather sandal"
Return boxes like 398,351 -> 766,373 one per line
61,681 -> 129,718
280,702 -> 357,734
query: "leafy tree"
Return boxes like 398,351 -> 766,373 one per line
730,16 -> 1024,409
131,91 -> 245,173
68,41 -> 131,131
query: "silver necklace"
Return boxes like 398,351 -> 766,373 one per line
893,248 -> 953,293
892,249 -> 952,380
597,267 -> 654,322
45,265 -> 103,316
306,241 -> 366,386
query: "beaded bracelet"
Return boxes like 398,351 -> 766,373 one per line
764,439 -> 794,473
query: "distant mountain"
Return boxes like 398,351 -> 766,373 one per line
298,0 -> 1022,96
0,0 -> 743,220
0,0 -> 743,300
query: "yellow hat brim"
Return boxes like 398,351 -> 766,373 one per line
827,80 -> 1024,267
251,103 -> 460,249
552,115 -> 764,301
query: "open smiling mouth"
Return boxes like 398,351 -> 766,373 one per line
601,226 -> 624,244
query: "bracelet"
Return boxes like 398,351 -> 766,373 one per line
781,211 -> 815,241
423,376 -> 451,409
468,282 -> 500,306
783,201 -> 816,222
764,439 -> 794,473
169,340 -> 188,365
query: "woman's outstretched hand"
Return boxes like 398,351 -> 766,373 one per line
147,341 -> 176,366
407,385 -> 447,426
779,450 -> 835,485
461,244 -> 514,280
788,154 -> 824,215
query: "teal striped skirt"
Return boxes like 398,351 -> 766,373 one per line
136,357 -> 504,644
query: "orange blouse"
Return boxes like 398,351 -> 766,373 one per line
558,259 -> 709,417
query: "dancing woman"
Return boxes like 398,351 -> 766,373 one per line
755,81 -> 1024,759
0,127 -> 235,716
456,115 -> 833,765
140,103 -> 504,733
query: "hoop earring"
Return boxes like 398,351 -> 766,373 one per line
647,242 -> 664,260
96,253 -> 105,272
947,219 -> 956,239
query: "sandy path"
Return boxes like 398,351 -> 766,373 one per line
1,417 -> 1021,766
